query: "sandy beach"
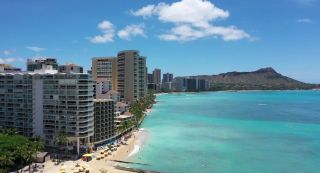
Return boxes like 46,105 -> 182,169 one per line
42,107 -> 152,173
43,130 -> 141,173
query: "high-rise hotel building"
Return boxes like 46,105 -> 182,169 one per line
91,57 -> 118,91
152,68 -> 161,85
91,50 -> 148,103
93,99 -> 115,145
0,65 -> 94,154
117,50 -> 147,103
162,73 -> 174,90
27,57 -> 58,71
162,73 -> 173,83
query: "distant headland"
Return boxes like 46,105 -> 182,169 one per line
186,67 -> 317,91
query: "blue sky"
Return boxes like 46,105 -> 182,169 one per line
0,0 -> 319,83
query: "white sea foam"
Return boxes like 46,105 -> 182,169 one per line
128,130 -> 148,158
128,144 -> 140,158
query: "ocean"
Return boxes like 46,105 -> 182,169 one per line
128,91 -> 320,173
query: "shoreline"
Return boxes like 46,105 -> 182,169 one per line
43,130 -> 143,173
156,89 -> 318,95
43,98 -> 156,173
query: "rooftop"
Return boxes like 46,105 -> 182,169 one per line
117,50 -> 139,54
0,65 -> 87,75
116,114 -> 134,119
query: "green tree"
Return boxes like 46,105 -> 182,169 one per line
0,128 -> 18,135
0,153 -> 14,172
0,132 -> 43,172
54,131 -> 68,147
54,131 -> 69,162
22,143 -> 37,172
117,122 -> 126,135
129,93 -> 155,125
33,139 -> 44,153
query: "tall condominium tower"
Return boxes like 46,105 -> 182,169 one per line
162,73 -> 174,90
147,73 -> 153,84
162,73 -> 173,83
0,65 -> 94,155
93,99 -> 115,145
91,57 -> 118,91
152,68 -> 161,85
27,57 -> 58,71
117,50 -> 147,103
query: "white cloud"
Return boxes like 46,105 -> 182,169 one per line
118,24 -> 145,40
89,20 -> 115,43
297,18 -> 313,23
132,0 -> 229,27
0,57 -> 23,64
159,24 -> 250,42
159,25 -> 205,41
206,25 -> 250,41
26,46 -> 46,52
98,20 -> 114,31
131,5 -> 156,18
132,0 -> 251,42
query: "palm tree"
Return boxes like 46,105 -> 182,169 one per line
15,140 -> 43,173
54,131 -> 68,148
0,153 -> 14,172
19,141 -> 39,171
117,122 -> 126,135
0,128 -> 18,135
129,93 -> 155,125
15,146 -> 26,173
54,131 -> 68,162
33,139 -> 44,153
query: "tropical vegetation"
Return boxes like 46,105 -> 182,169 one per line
129,93 -> 156,126
0,129 -> 43,173
117,119 -> 135,135
116,93 -> 155,136
53,131 -> 69,163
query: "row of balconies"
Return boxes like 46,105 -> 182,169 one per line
94,128 -> 114,131
56,95 -> 94,100
43,113 -> 94,122
94,120 -> 114,124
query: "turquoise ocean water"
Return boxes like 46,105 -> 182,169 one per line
129,91 -> 320,173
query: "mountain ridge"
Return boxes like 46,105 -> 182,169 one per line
188,67 -> 316,91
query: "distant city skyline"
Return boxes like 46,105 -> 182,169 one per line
0,0 -> 319,83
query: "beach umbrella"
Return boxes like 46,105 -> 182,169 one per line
60,165 -> 67,173
60,165 -> 66,171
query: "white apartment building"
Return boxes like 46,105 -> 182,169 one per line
0,65 -> 94,155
